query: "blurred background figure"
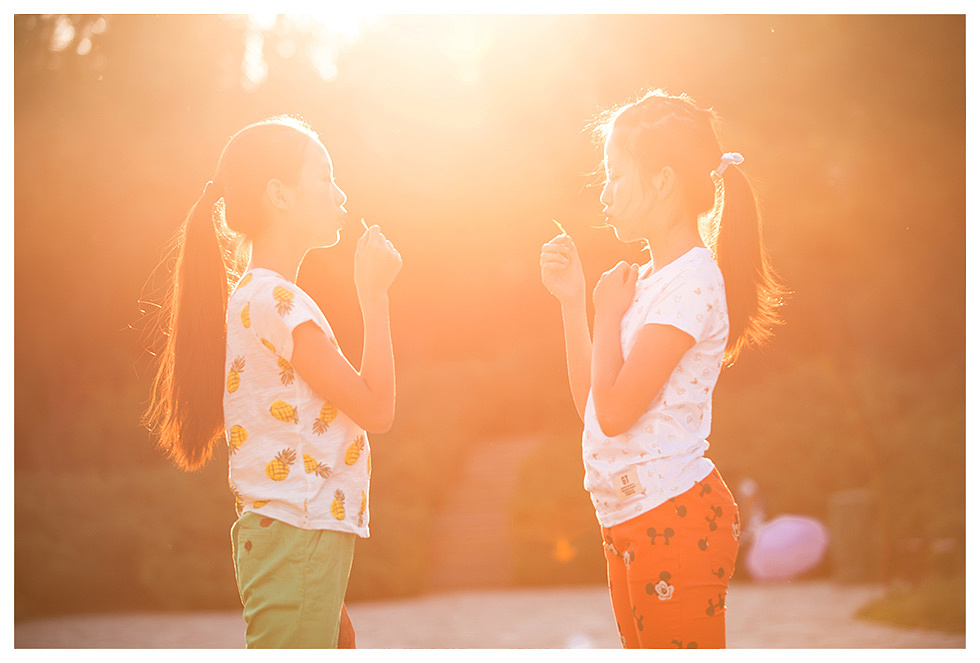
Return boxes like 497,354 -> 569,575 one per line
737,478 -> 829,582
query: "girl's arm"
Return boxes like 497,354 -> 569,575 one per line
559,297 -> 592,421
541,234 -> 591,420
291,226 -> 402,433
590,262 -> 694,438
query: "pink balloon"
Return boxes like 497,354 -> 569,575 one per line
745,515 -> 829,581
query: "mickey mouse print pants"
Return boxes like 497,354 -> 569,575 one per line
600,468 -> 740,648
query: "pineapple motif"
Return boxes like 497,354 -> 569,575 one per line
273,285 -> 295,316
226,356 -> 245,393
265,448 -> 297,481
241,303 -> 251,328
345,435 -> 365,466
277,356 -> 295,386
358,491 -> 367,527
303,453 -> 332,478
331,490 -> 346,520
270,400 -> 299,424
260,338 -> 277,354
312,402 -> 338,435
228,424 -> 248,454
237,273 -> 253,290
253,500 -> 270,508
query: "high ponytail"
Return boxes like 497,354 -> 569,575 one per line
714,165 -> 787,365
142,115 -> 319,471
143,187 -> 234,471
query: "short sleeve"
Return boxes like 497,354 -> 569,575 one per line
247,281 -> 321,362
642,267 -> 719,344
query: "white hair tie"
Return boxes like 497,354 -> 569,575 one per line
715,152 -> 744,176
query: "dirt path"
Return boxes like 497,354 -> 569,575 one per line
14,581 -> 965,648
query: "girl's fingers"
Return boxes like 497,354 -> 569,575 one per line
356,229 -> 370,253
541,251 -> 571,263
543,235 -> 574,250
554,234 -> 575,249
603,261 -> 628,279
540,252 -> 569,267
541,259 -> 569,272
541,251 -> 571,260
626,263 -> 639,285
541,242 -> 571,258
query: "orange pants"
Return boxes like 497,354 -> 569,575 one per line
601,468 -> 740,648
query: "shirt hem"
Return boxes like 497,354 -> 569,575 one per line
591,461 -> 715,529
241,505 -> 370,538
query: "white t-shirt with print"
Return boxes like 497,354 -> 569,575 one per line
223,268 -> 371,537
582,247 -> 729,528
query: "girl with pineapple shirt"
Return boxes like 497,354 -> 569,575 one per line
540,90 -> 785,648
144,116 -> 402,648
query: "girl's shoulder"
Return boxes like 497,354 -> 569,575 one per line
231,269 -> 320,319
676,248 -> 724,288
234,269 -> 311,300
645,248 -> 721,294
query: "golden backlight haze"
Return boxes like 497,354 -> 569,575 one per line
14,14 -> 965,624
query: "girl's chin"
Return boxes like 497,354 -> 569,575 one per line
310,232 -> 342,250
611,223 -> 646,245
612,226 -> 633,243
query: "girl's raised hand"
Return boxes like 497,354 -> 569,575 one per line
540,233 -> 586,306
354,224 -> 402,300
593,261 -> 638,321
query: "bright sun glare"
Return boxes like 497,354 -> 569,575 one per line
242,13 -> 379,88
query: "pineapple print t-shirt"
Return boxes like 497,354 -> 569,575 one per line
223,268 -> 371,537
582,247 -> 730,528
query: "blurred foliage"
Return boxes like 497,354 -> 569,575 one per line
509,432 -> 607,587
856,574 -> 966,633
14,14 -> 965,620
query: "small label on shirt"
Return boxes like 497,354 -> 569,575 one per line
613,467 -> 643,499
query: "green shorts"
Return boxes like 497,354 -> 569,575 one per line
231,512 -> 355,648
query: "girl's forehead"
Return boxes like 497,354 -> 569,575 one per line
604,134 -> 628,167
305,139 -> 332,171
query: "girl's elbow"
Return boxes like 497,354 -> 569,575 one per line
595,410 -> 632,438
365,418 -> 393,434
362,408 -> 394,434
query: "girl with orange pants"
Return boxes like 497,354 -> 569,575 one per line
540,89 -> 785,648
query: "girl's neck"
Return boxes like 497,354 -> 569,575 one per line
247,233 -> 308,283
644,214 -> 704,273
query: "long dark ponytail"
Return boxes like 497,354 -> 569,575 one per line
713,162 -> 786,364
142,115 -> 318,470
596,89 -> 787,365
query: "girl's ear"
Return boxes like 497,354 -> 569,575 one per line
650,166 -> 676,200
266,178 -> 290,211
